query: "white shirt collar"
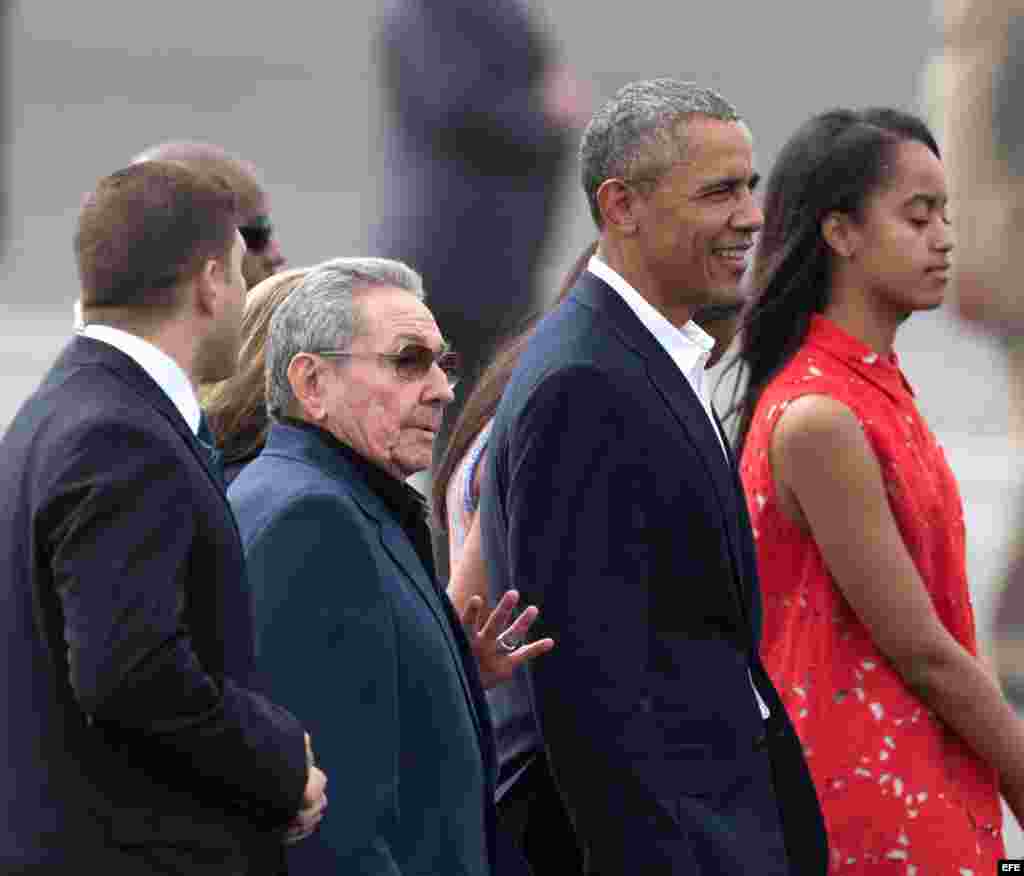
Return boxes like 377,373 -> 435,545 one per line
587,254 -> 715,398
79,323 -> 202,435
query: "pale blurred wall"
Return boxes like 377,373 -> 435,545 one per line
4,0 -> 1022,848
5,0 -> 946,402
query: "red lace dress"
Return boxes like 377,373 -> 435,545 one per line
740,315 -> 1003,873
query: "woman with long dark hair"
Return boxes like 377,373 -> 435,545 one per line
733,108 -> 1020,870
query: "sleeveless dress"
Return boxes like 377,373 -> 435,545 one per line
740,314 -> 1003,873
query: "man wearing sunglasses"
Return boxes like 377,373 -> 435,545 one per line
73,143 -> 287,331
227,257 -> 537,875
133,141 -> 287,289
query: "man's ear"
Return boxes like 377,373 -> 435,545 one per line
821,211 -> 859,259
287,353 -> 329,422
193,257 -> 223,317
596,179 -> 642,234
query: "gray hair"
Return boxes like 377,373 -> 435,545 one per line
265,256 -> 424,420
579,78 -> 741,227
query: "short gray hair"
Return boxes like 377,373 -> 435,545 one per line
265,256 -> 424,420
579,78 -> 741,227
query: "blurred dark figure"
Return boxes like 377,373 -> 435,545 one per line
373,0 -> 589,575
134,141 -> 288,290
941,1 -> 1024,706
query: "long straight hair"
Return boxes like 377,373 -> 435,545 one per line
432,241 -> 598,530
202,268 -> 310,464
728,108 -> 941,453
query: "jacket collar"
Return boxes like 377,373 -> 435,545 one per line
59,336 -> 224,497
78,324 -> 201,434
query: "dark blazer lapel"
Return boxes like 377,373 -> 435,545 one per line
572,275 -> 749,627
374,522 -> 489,741
65,336 -> 228,500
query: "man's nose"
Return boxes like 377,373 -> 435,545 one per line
732,190 -> 764,232
934,222 -> 954,254
425,362 -> 456,405
266,237 -> 287,269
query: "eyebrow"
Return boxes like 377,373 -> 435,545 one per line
903,193 -> 947,209
696,172 -> 761,195
392,333 -> 450,353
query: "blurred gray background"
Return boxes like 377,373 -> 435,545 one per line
4,0 -> 1021,851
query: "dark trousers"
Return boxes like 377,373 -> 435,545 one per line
496,756 -> 583,876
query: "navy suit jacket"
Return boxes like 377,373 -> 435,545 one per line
0,336 -> 308,875
480,273 -> 828,875
229,422 -> 503,876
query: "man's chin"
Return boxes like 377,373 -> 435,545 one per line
702,282 -> 747,312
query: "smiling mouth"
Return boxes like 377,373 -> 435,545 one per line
713,246 -> 752,263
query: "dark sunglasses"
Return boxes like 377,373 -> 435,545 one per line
238,215 -> 274,252
314,344 -> 461,387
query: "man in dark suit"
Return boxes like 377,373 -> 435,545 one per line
373,0 -> 589,579
229,257 -> 533,875
0,161 -> 326,875
480,79 -> 828,875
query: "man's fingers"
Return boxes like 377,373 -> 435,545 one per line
301,766 -> 327,810
286,787 -> 328,845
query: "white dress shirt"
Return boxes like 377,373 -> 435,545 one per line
587,255 -> 728,458
587,255 -> 770,720
79,323 -> 202,436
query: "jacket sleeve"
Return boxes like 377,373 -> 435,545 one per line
244,494 -> 403,875
378,0 -> 570,173
496,365 -> 698,868
40,418 -> 308,828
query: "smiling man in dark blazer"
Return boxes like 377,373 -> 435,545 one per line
229,257 -> 532,875
0,161 -> 326,875
480,79 -> 828,876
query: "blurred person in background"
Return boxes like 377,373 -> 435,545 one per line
202,267 -> 310,484
0,161 -> 326,875
939,0 -> 1024,708
480,79 -> 828,876
734,107 -> 1015,872
433,241 -> 745,876
372,0 -> 590,578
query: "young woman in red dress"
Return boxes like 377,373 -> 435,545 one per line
732,108 -> 1023,873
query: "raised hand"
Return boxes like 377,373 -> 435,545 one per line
459,589 -> 555,690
